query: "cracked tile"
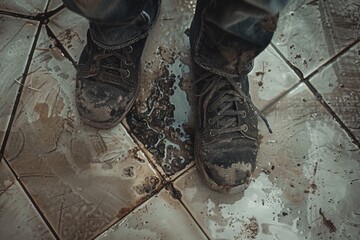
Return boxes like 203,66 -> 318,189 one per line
273,0 -> 360,77
0,0 -> 47,15
0,160 -> 55,239
0,16 -> 38,147
311,43 -> 360,141
96,189 -> 207,240
4,27 -> 162,240
174,84 -> 360,240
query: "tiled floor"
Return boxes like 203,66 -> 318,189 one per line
0,0 -> 359,240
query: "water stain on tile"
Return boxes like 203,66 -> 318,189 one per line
98,190 -> 207,240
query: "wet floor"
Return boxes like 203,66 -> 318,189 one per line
0,0 -> 359,239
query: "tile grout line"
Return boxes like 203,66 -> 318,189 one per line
0,19 -> 60,239
1,22 -> 41,155
2,156 -> 60,239
0,4 -> 65,22
270,41 -> 360,148
90,185 -> 167,240
164,166 -> 211,239
45,24 -> 77,66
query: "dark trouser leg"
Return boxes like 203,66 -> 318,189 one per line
62,0 -> 160,48
190,0 -> 289,77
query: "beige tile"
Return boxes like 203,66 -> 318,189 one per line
4,27 -> 163,240
125,0 -> 196,179
0,160 -> 55,239
0,16 -> 38,147
310,43 -> 360,141
273,0 -> 360,77
48,8 -> 88,62
249,45 -> 300,110
96,189 -> 207,240
175,84 -> 360,240
0,0 -> 47,15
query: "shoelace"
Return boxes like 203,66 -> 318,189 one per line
82,46 -> 134,91
193,72 -> 273,141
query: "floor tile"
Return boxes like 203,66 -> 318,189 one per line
0,159 -> 55,239
0,16 -> 38,148
0,0 -> 47,16
125,0 -> 196,178
48,8 -> 88,62
174,84 -> 360,240
96,189 -> 208,240
273,0 -> 360,77
249,45 -> 300,110
310,43 -> 360,141
47,0 -> 63,12
4,27 -> 162,240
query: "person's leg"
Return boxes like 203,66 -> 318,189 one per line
190,0 -> 289,193
63,0 -> 160,128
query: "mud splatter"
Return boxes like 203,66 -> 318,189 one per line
242,217 -> 259,239
134,176 -> 160,195
319,208 -> 337,233
127,58 -> 194,175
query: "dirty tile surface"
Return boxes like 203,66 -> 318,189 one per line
48,8 -> 88,62
0,160 -> 55,240
0,16 -> 38,148
175,84 -> 360,240
3,27 -> 162,240
0,0 -> 47,16
97,189 -> 208,240
311,43 -> 360,141
273,0 -> 360,77
0,0 -> 359,239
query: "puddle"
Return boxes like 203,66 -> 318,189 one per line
127,57 -> 194,176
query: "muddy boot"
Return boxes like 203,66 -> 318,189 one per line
75,31 -> 147,129
193,65 -> 272,194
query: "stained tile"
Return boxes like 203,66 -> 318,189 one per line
0,16 -> 38,147
48,8 -> 88,62
0,0 -> 47,16
4,27 -> 163,240
125,0 -> 196,179
0,160 -> 55,239
273,0 -> 360,77
96,189 -> 207,240
310,43 -> 360,141
175,84 -> 360,240
249,45 -> 300,110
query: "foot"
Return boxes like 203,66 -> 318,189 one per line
75,31 -> 146,129
193,66 -> 271,194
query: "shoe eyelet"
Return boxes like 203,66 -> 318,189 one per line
125,69 -> 131,77
241,111 -> 246,118
125,60 -> 132,66
242,124 -> 248,132
208,118 -> 215,125
209,129 -> 216,136
127,46 -> 133,53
